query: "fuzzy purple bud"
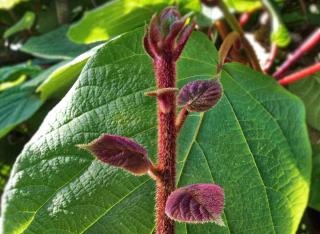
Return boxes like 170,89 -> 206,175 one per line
165,184 -> 225,225
78,134 -> 151,175
178,79 -> 222,112
144,7 -> 195,61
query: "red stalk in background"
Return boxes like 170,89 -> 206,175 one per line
239,12 -> 251,28
263,43 -> 278,73
278,62 -> 320,85
273,29 -> 320,78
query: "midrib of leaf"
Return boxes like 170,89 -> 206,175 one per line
176,113 -> 204,186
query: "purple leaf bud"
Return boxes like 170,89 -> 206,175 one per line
144,7 -> 194,60
78,134 -> 151,175
178,79 -> 222,112
165,184 -> 225,225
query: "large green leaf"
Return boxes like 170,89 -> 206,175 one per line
289,73 -> 320,131
309,144 -> 320,211
3,11 -> 35,38
1,28 -> 311,233
21,26 -> 95,60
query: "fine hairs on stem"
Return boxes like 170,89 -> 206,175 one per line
79,7 -> 224,234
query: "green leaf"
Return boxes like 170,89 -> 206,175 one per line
67,0 -> 172,44
224,0 -> 262,12
0,62 -> 41,83
21,26 -> 95,60
289,73 -> 320,131
262,0 -> 291,47
37,44 -> 104,100
1,28 -> 311,233
0,85 -> 43,138
0,0 -> 27,9
0,65 -> 61,138
309,144 -> 320,211
3,11 -> 35,38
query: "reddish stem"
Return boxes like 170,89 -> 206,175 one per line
273,29 -> 320,78
263,43 -> 278,73
154,57 -> 177,234
278,62 -> 320,85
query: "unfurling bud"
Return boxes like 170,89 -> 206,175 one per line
78,134 -> 151,175
144,7 -> 195,61
177,79 -> 222,112
165,184 -> 225,225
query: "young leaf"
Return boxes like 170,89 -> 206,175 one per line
165,184 -> 224,225
177,79 -> 222,112
78,134 -> 151,175
144,6 -> 195,60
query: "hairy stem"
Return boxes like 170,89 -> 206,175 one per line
154,58 -> 177,234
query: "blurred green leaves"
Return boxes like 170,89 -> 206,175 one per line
262,0 -> 291,47
68,0 -> 172,44
0,0 -> 27,9
224,0 -> 262,12
0,62 -> 40,83
21,26 -> 95,59
3,11 -> 35,38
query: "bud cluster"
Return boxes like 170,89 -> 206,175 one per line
144,7 -> 195,61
